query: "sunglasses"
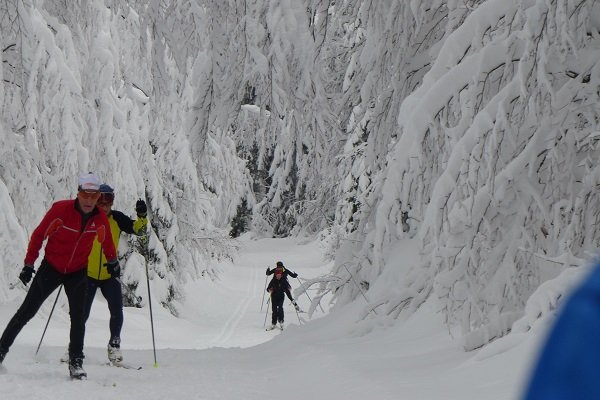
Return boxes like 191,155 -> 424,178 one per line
98,193 -> 115,205
78,190 -> 101,200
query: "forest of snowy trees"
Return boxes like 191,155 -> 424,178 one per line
2,0 -> 600,349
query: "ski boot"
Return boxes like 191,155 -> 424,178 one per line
279,321 -> 284,330
69,357 -> 87,380
108,337 -> 123,364
266,324 -> 277,331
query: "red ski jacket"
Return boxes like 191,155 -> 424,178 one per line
24,199 -> 117,274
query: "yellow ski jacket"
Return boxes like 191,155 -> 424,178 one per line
87,210 -> 147,281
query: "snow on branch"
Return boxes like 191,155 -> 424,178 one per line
341,0 -> 600,344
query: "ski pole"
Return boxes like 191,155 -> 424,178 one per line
292,299 -> 302,325
8,281 -> 24,290
260,272 -> 268,312
343,264 -> 377,315
35,284 -> 63,356
8,265 -> 22,289
296,276 -> 325,313
263,296 -> 270,327
141,234 -> 158,367
115,277 -> 143,305
8,264 -> 27,290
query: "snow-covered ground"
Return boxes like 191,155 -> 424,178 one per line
0,236 -> 543,399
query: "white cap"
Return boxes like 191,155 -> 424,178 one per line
78,172 -> 101,191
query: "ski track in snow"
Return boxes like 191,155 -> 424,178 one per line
210,267 -> 259,347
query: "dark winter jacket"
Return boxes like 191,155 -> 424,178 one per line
267,277 -> 292,299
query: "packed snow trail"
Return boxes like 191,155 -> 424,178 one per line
0,237 -> 536,399
209,266 -> 261,346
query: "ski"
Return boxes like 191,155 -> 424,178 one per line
266,325 -> 284,331
106,361 -> 142,370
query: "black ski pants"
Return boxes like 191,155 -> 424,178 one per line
0,259 -> 88,359
84,277 -> 123,343
271,292 -> 285,324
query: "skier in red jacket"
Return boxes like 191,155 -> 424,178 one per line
0,173 -> 118,379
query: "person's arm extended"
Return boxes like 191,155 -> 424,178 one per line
24,203 -> 62,265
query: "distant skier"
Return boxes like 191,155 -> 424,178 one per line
0,173 -> 118,380
81,183 -> 147,365
266,261 -> 300,309
266,262 -> 300,330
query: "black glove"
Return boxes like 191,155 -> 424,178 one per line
105,259 -> 121,278
19,264 -> 35,285
266,267 -> 270,275
135,199 -> 147,218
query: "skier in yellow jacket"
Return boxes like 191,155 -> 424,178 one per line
85,184 -> 147,364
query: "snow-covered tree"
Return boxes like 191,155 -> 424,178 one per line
0,0 -> 244,313
4,0 -> 600,351
328,0 -> 600,349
